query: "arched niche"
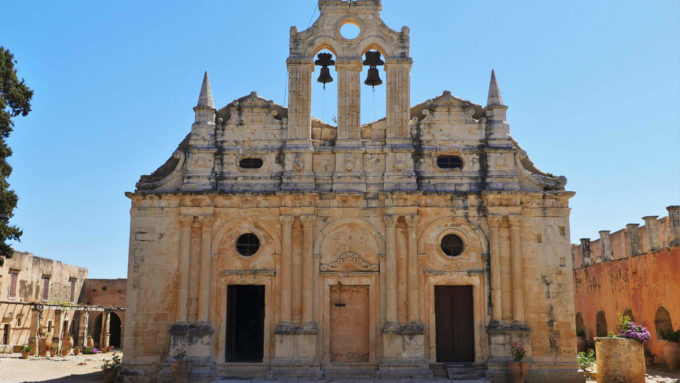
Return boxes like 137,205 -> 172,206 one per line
212,217 -> 280,270
654,306 -> 673,339
314,218 -> 384,269
575,312 -> 586,337
596,310 -> 608,337
417,216 -> 487,265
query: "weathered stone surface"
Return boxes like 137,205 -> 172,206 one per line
595,337 -> 645,383
123,1 -> 580,381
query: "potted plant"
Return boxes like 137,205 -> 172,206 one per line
86,335 -> 94,348
595,314 -> 649,382
171,349 -> 192,380
507,342 -> 529,383
660,329 -> 680,370
73,347 -> 80,355
577,349 -> 596,379
101,352 -> 121,383
21,346 -> 32,359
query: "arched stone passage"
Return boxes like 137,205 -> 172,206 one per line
109,312 -> 122,348
654,306 -> 673,339
596,310 -> 607,337
622,307 -> 635,322
575,312 -> 586,337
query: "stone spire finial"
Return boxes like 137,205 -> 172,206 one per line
487,69 -> 504,106
196,71 -> 214,109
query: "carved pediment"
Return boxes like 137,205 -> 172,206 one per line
320,252 -> 379,272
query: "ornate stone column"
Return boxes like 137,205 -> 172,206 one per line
626,223 -> 641,256
667,206 -> 680,246
278,215 -> 295,329
177,216 -> 193,322
643,216 -> 661,252
405,215 -> 420,324
487,216 -> 503,323
383,216 -> 399,330
509,216 -> 525,323
198,216 -> 213,323
300,216 -> 316,330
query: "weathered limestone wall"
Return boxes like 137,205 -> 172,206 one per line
572,207 -> 680,363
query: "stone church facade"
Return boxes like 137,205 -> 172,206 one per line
122,1 -> 581,382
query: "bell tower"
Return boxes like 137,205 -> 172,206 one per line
282,0 -> 415,192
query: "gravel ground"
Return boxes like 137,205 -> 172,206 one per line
0,352 -> 119,382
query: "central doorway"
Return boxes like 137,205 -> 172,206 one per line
434,285 -> 474,362
226,285 -> 265,362
329,284 -> 369,362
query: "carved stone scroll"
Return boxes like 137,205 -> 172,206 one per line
320,252 -> 379,272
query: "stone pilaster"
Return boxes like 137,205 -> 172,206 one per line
643,216 -> 661,252
300,216 -> 316,330
335,60 -> 362,143
599,230 -> 613,261
488,216 -> 503,323
580,238 -> 591,266
626,224 -> 641,256
176,216 -> 193,322
101,311 -> 111,349
54,309 -> 64,353
277,215 -> 295,331
509,216 -> 525,323
79,310 -> 89,348
667,206 -> 680,246
405,215 -> 420,325
383,216 -> 399,330
197,216 -> 213,323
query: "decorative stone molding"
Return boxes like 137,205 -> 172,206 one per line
320,252 -> 379,272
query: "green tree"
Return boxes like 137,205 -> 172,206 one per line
0,47 -> 33,266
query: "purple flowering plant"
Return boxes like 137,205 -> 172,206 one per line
617,314 -> 651,344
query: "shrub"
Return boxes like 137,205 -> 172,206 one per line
578,350 -> 596,373
102,353 -> 122,370
22,346 -> 32,352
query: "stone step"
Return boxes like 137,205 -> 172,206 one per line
444,363 -> 482,381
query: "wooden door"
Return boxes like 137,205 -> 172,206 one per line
435,285 -> 474,362
330,285 -> 369,362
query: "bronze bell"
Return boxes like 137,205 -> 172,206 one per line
365,67 -> 382,87
317,66 -> 333,85
315,52 -> 335,87
363,50 -> 384,88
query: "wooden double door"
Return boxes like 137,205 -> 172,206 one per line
434,285 -> 474,362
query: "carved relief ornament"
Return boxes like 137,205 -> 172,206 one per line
320,252 -> 379,272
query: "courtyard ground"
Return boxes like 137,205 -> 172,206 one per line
0,353 -> 679,382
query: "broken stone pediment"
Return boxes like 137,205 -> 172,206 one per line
320,251 -> 379,272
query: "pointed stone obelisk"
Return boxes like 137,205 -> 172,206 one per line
487,69 -> 504,106
196,71 -> 215,109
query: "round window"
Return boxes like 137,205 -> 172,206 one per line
441,234 -> 464,257
340,23 -> 360,40
236,233 -> 260,256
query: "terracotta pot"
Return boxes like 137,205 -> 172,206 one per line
73,348 -> 80,355
577,336 -> 588,353
507,361 -> 529,383
21,351 -> 29,359
664,341 -> 680,370
102,368 -> 117,383
595,337 -> 645,383
39,337 -> 51,355
49,350 -> 56,357
62,336 -> 73,355
87,338 -> 94,347
39,351 -> 47,357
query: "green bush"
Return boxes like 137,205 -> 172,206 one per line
577,350 -> 596,373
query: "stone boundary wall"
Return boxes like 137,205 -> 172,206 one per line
572,205 -> 680,363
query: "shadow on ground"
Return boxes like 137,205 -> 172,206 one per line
24,371 -> 103,383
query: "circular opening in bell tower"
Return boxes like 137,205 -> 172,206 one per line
340,22 -> 360,40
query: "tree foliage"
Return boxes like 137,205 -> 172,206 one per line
0,47 -> 32,266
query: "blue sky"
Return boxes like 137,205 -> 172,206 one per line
0,1 -> 678,278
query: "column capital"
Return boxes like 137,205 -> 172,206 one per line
300,215 -> 316,226
626,223 -> 640,229
279,215 -> 295,225
508,215 -> 523,226
599,230 -> 611,236
198,215 -> 213,226
405,215 -> 418,227
487,216 -> 503,227
286,57 -> 314,67
384,215 -> 398,227
179,215 -> 194,226
642,216 -> 659,222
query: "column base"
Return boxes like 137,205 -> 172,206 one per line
168,322 -> 214,359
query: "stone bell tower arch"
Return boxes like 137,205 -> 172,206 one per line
283,0 -> 415,192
